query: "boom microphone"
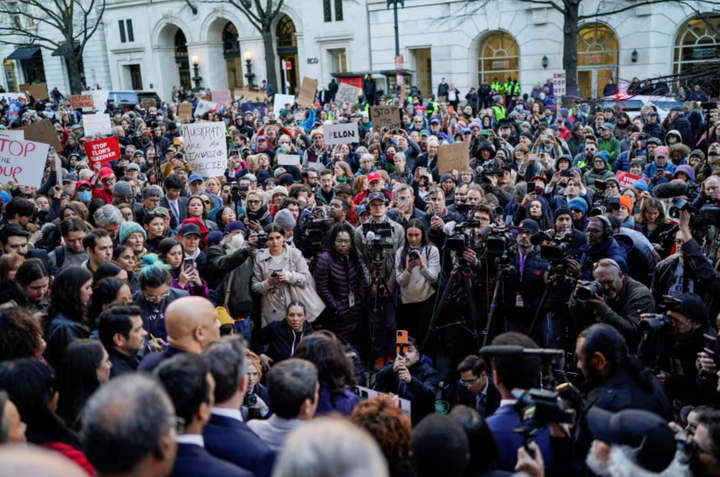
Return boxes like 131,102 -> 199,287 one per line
443,221 -> 457,234
480,345 -> 565,357
653,180 -> 691,199
366,231 -> 376,241
530,231 -> 549,246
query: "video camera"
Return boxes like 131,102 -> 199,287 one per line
297,213 -> 334,258
590,179 -> 610,217
444,220 -> 481,252
638,295 -> 682,333
478,159 -> 503,185
362,221 -> 394,264
531,229 -> 580,263
476,224 -> 516,255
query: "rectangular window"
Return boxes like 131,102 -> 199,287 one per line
334,0 -> 343,21
129,65 -> 143,90
118,20 -> 126,43
330,48 -> 347,73
323,0 -> 332,22
126,19 -> 134,42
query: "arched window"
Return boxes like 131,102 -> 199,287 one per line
674,15 -> 720,73
577,24 -> 618,99
277,16 -> 296,49
174,30 -> 188,58
223,22 -> 240,58
478,32 -> 519,85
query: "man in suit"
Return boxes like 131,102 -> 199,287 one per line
204,336 -> 275,477
81,374 -> 178,477
454,355 -> 500,418
486,332 -> 551,473
155,353 -> 252,477
162,174 -> 188,232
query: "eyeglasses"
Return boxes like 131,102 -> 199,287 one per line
459,378 -> 478,387
247,200 -> 261,205
202,200 -> 212,205
335,239 -> 351,245
142,290 -> 169,303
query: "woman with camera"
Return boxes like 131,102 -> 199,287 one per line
242,350 -> 271,421
157,237 -> 209,299
395,219 -> 440,345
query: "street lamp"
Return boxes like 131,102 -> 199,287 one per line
542,55 -> 549,69
386,0 -> 404,57
191,55 -> 202,90
244,51 -> 256,89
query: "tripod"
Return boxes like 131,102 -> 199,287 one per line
368,255 -> 391,369
482,252 -> 517,347
420,256 -> 483,355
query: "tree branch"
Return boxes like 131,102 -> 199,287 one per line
271,0 -> 285,20
581,0 -> 720,19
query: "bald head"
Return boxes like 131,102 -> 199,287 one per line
0,446 -> 87,477
165,297 -> 220,352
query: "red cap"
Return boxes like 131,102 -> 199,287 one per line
99,168 -> 115,180
76,180 -> 92,189
529,175 -> 546,183
367,171 -> 382,183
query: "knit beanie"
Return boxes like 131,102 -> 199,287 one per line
618,195 -> 632,212
274,209 -> 296,228
568,198 -> 588,214
119,221 -> 146,245
113,180 -> 133,197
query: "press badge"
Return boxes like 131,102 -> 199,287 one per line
515,293 -> 524,308
349,294 -> 356,307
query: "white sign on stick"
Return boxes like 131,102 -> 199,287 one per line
194,100 -> 217,118
180,122 -> 228,177
324,123 -> 359,146
0,130 -> 24,140
273,94 -> 295,114
277,154 -> 301,166
83,113 -> 112,137
0,138 -> 50,188
552,70 -> 566,97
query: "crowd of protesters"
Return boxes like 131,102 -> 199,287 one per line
0,75 -> 719,477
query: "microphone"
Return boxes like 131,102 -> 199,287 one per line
530,231 -> 549,246
653,181 -> 691,199
443,221 -> 456,234
366,231 -> 376,241
480,345 -> 565,357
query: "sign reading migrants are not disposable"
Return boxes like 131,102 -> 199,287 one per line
438,142 -> 470,174
335,83 -> 362,105
83,137 -> 121,165
371,106 -> 402,133
0,138 -> 50,188
324,122 -> 359,146
180,122 -> 228,177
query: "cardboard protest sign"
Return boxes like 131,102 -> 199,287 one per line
180,122 -> 228,177
297,77 -> 318,109
335,83 -> 362,105
0,138 -> 50,187
234,88 -> 264,102
18,120 -> 62,152
83,137 -> 121,165
83,113 -> 112,137
399,84 -> 406,106
19,83 -> 49,100
194,100 -> 217,118
72,95 -> 95,112
370,106 -> 401,133
277,154 -> 301,166
212,90 -> 232,104
616,171 -> 649,189
0,130 -> 24,140
273,94 -> 295,114
438,142 -> 470,174
179,103 -> 193,118
324,123 -> 359,146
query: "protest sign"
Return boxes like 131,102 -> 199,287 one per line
335,83 -> 362,105
5,100 -> 20,122
0,130 -> 24,140
616,171 -> 649,189
370,106 -> 401,133
234,88 -> 264,102
194,100 -> 217,118
552,71 -> 566,97
72,94 -> 95,112
399,84 -> 406,105
83,113 -> 112,137
438,142 -> 470,174
277,154 -> 301,166
273,94 -> 295,114
297,77 -> 318,109
54,154 -> 63,188
324,123 -> 359,146
355,386 -> 411,417
88,90 -> 109,111
140,98 -> 157,109
212,90 -> 232,104
0,93 -> 26,102
83,137 -> 121,165
0,138 -> 50,188
18,120 -> 62,151
178,103 -> 193,118
19,83 -> 49,100
180,122 -> 228,177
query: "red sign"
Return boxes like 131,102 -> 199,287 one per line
616,171 -> 649,190
83,137 -> 121,165
285,61 -> 292,70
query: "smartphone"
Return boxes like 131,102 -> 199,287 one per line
270,269 -> 282,278
561,170 -> 573,177
396,330 -> 409,357
183,258 -> 195,272
527,182 -> 536,195
540,134 -> 549,142
481,130 -> 490,136
528,154 -> 540,162
269,119 -> 277,125
704,333 -> 720,369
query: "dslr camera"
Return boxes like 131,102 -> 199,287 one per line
535,229 -> 579,263
638,295 -> 682,333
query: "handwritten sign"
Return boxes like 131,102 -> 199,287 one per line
616,171 -> 649,190
82,90 -> 108,111
335,83 -> 362,106
370,106 -> 401,133
234,88 -> 264,102
212,90 -> 232,104
72,95 -> 95,112
438,142 -> 469,174
324,122 -> 359,146
277,154 -> 301,166
179,103 -> 193,118
552,70 -> 566,97
273,94 -> 295,114
18,120 -> 62,151
83,137 -> 121,165
0,138 -> 50,187
180,122 -> 228,177
0,93 -> 26,103
0,130 -> 24,140
19,83 -> 49,100
83,113 -> 112,137
194,100 -> 217,118
297,77 -> 318,109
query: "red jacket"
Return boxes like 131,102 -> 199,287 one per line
92,187 -> 114,204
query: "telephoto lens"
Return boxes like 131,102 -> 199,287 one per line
576,281 -> 603,301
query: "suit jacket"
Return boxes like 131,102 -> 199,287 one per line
169,443 -> 251,477
204,413 -> 275,477
161,196 -> 189,231
486,403 -> 551,473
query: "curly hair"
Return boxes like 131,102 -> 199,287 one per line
349,395 -> 412,476
0,307 -> 44,361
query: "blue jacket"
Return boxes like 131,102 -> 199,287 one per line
204,413 -> 275,477
169,442 -> 251,477
487,403 -> 551,473
580,238 -> 628,280
315,382 -> 360,417
643,161 -> 676,193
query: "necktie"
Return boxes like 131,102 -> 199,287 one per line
171,200 -> 180,223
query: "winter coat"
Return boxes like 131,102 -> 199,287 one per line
45,313 -> 90,369
582,167 -> 614,190
252,246 -> 312,327
315,382 -> 360,417
254,318 -> 314,364
614,233 -> 655,287
207,244 -> 255,318
579,238 -> 628,280
668,114 -> 693,147
375,360 -> 440,425
313,249 -> 367,343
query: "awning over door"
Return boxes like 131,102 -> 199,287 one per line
7,47 -> 41,60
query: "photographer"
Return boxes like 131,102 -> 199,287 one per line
638,293 -> 711,408
569,258 -> 654,347
353,191 -> 405,368
572,216 -> 628,280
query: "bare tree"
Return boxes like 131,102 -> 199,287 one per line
443,0 -> 717,102
0,0 -> 107,94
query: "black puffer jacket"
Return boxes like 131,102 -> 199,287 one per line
668,113 -> 694,147
615,233 -> 655,287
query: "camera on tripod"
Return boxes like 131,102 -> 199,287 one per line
297,214 -> 334,258
362,222 -> 394,263
590,179 -> 610,217
444,221 -> 480,252
638,295 -> 682,333
534,230 -> 579,263
477,225 -> 515,255
478,159 -> 503,185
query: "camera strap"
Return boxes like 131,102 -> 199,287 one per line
682,259 -> 689,295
